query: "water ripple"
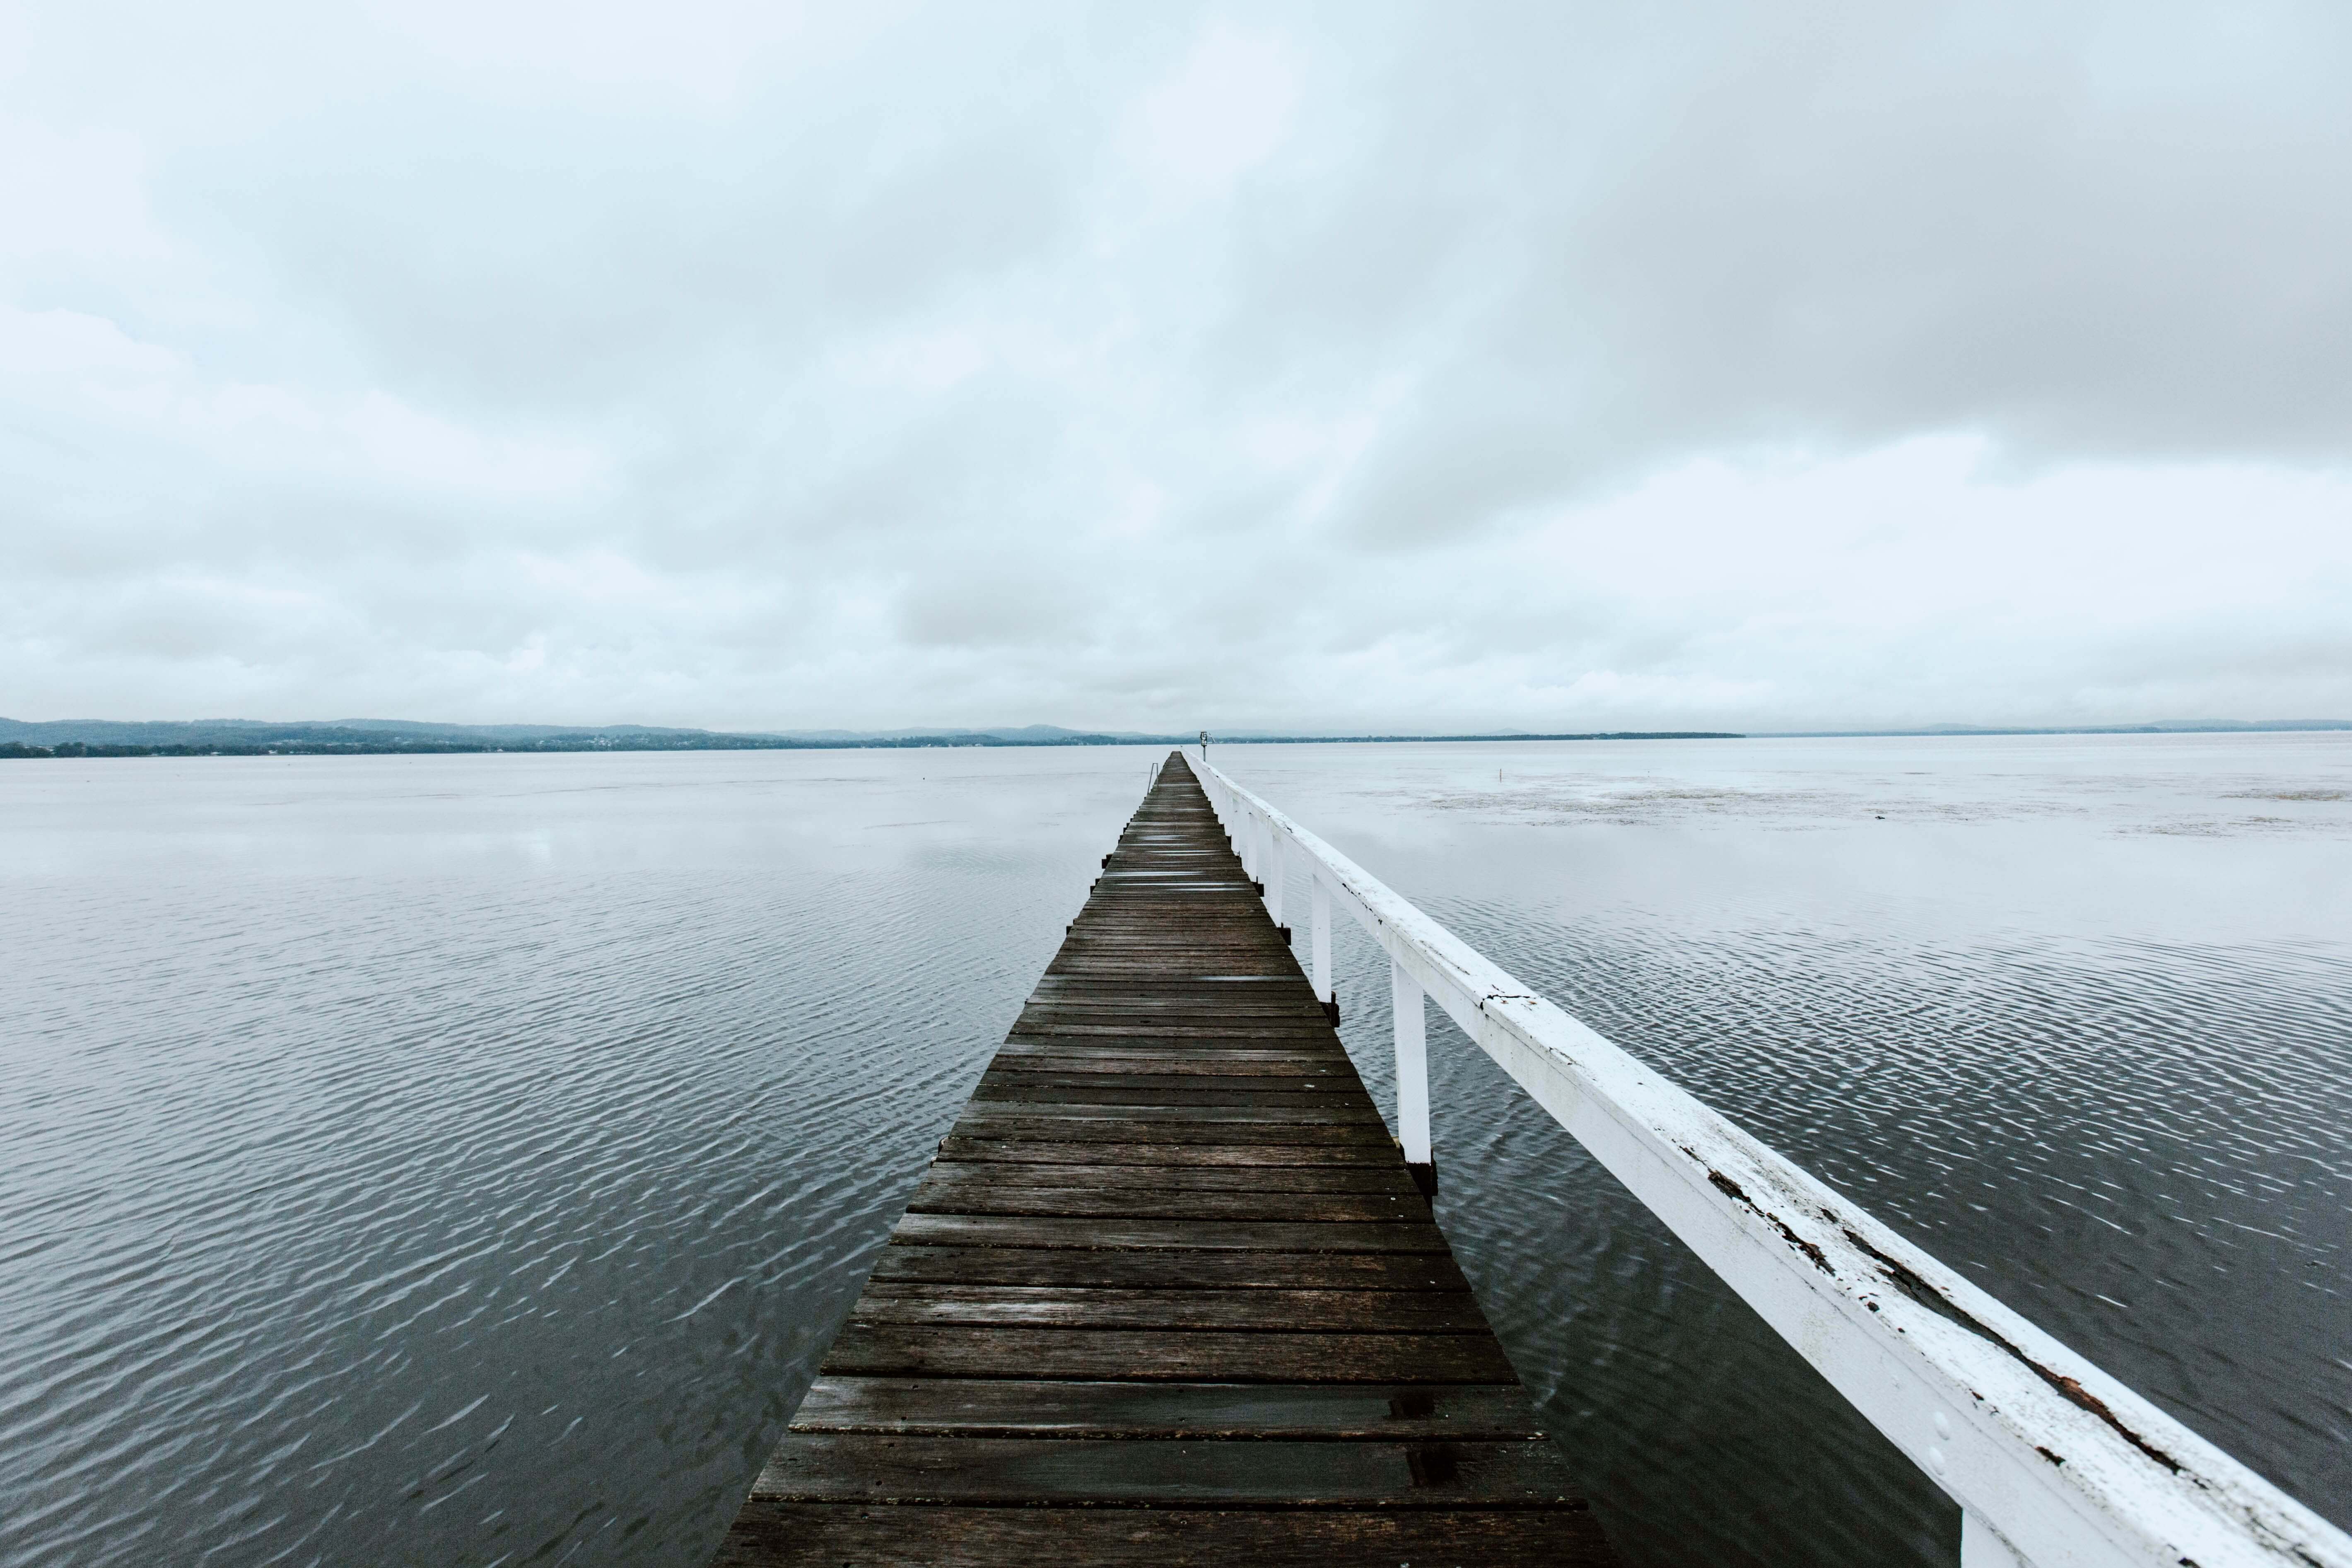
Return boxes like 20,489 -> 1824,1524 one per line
0,752 -> 1142,1568
3,738 -> 2346,1568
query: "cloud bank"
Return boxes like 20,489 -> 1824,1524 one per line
5,1 -> 2349,731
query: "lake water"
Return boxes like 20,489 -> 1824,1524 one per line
0,736 -> 2345,1567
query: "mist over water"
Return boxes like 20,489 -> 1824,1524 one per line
0,736 -> 2344,1568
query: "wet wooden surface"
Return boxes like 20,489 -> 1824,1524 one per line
715,754 -> 1614,1565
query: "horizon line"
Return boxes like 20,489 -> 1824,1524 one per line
4,713 -> 2351,761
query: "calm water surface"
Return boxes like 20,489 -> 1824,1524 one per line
0,736 -> 2345,1567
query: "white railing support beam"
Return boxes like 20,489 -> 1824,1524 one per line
1266,823 -> 1286,928
1391,958 -> 1431,1172
1310,878 -> 1334,1006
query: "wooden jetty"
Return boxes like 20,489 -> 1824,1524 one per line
718,754 -> 1614,1566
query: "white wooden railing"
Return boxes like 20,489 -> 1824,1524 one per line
1187,752 -> 2349,1568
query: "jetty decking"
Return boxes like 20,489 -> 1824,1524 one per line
718,755 -> 1614,1566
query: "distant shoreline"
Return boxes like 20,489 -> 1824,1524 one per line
0,729 -> 1742,760
2,715 -> 2346,760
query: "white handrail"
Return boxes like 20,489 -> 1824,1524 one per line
1187,753 -> 2348,1568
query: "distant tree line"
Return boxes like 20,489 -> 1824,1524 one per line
2,740 -> 509,758
0,730 -> 1744,760
0,736 -> 830,759
0,734 -> 1145,759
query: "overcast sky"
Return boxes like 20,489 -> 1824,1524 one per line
6,1 -> 2349,733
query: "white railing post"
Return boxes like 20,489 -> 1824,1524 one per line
1390,958 -> 1432,1188
1310,877 -> 1333,1009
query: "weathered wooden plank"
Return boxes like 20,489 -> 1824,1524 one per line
1006,1021 -> 1336,1039
984,1061 -> 1356,1079
919,1161 -> 1422,1195
754,1433 -> 1578,1505
1022,982 -> 1324,998
957,1097 -> 1384,1122
719,1504 -> 1614,1568
822,1323 -> 1522,1381
979,1070 -> 1362,1093
995,1047 -> 1349,1068
970,1083 -> 1377,1110
906,1186 -> 1430,1223
1021,984 -> 1316,996
866,1246 -> 1473,1292
1017,991 -> 1323,1005
948,1113 -> 1394,1143
934,1137 -> 1404,1168
1028,991 -> 1319,1002
852,1285 -> 1491,1333
789,1376 -> 1547,1439
989,1051 -> 1353,1075
889,1214 -> 1452,1252
1015,1005 -> 1334,1024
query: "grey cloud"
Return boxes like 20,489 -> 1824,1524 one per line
4,1 -> 2350,731
1190,3 -> 2352,548
1562,24 -> 2352,460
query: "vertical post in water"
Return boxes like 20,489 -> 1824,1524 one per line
1390,959 -> 1433,1196
1310,878 -> 1333,1018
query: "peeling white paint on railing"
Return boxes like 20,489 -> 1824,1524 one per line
1187,754 -> 2349,1568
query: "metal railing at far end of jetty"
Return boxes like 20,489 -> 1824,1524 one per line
1186,751 -> 2349,1568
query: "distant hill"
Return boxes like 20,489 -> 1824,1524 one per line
0,717 -> 1177,756
7,714 -> 2346,760
0,717 -> 1742,758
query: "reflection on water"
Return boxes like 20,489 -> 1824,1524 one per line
0,736 -> 2344,1567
